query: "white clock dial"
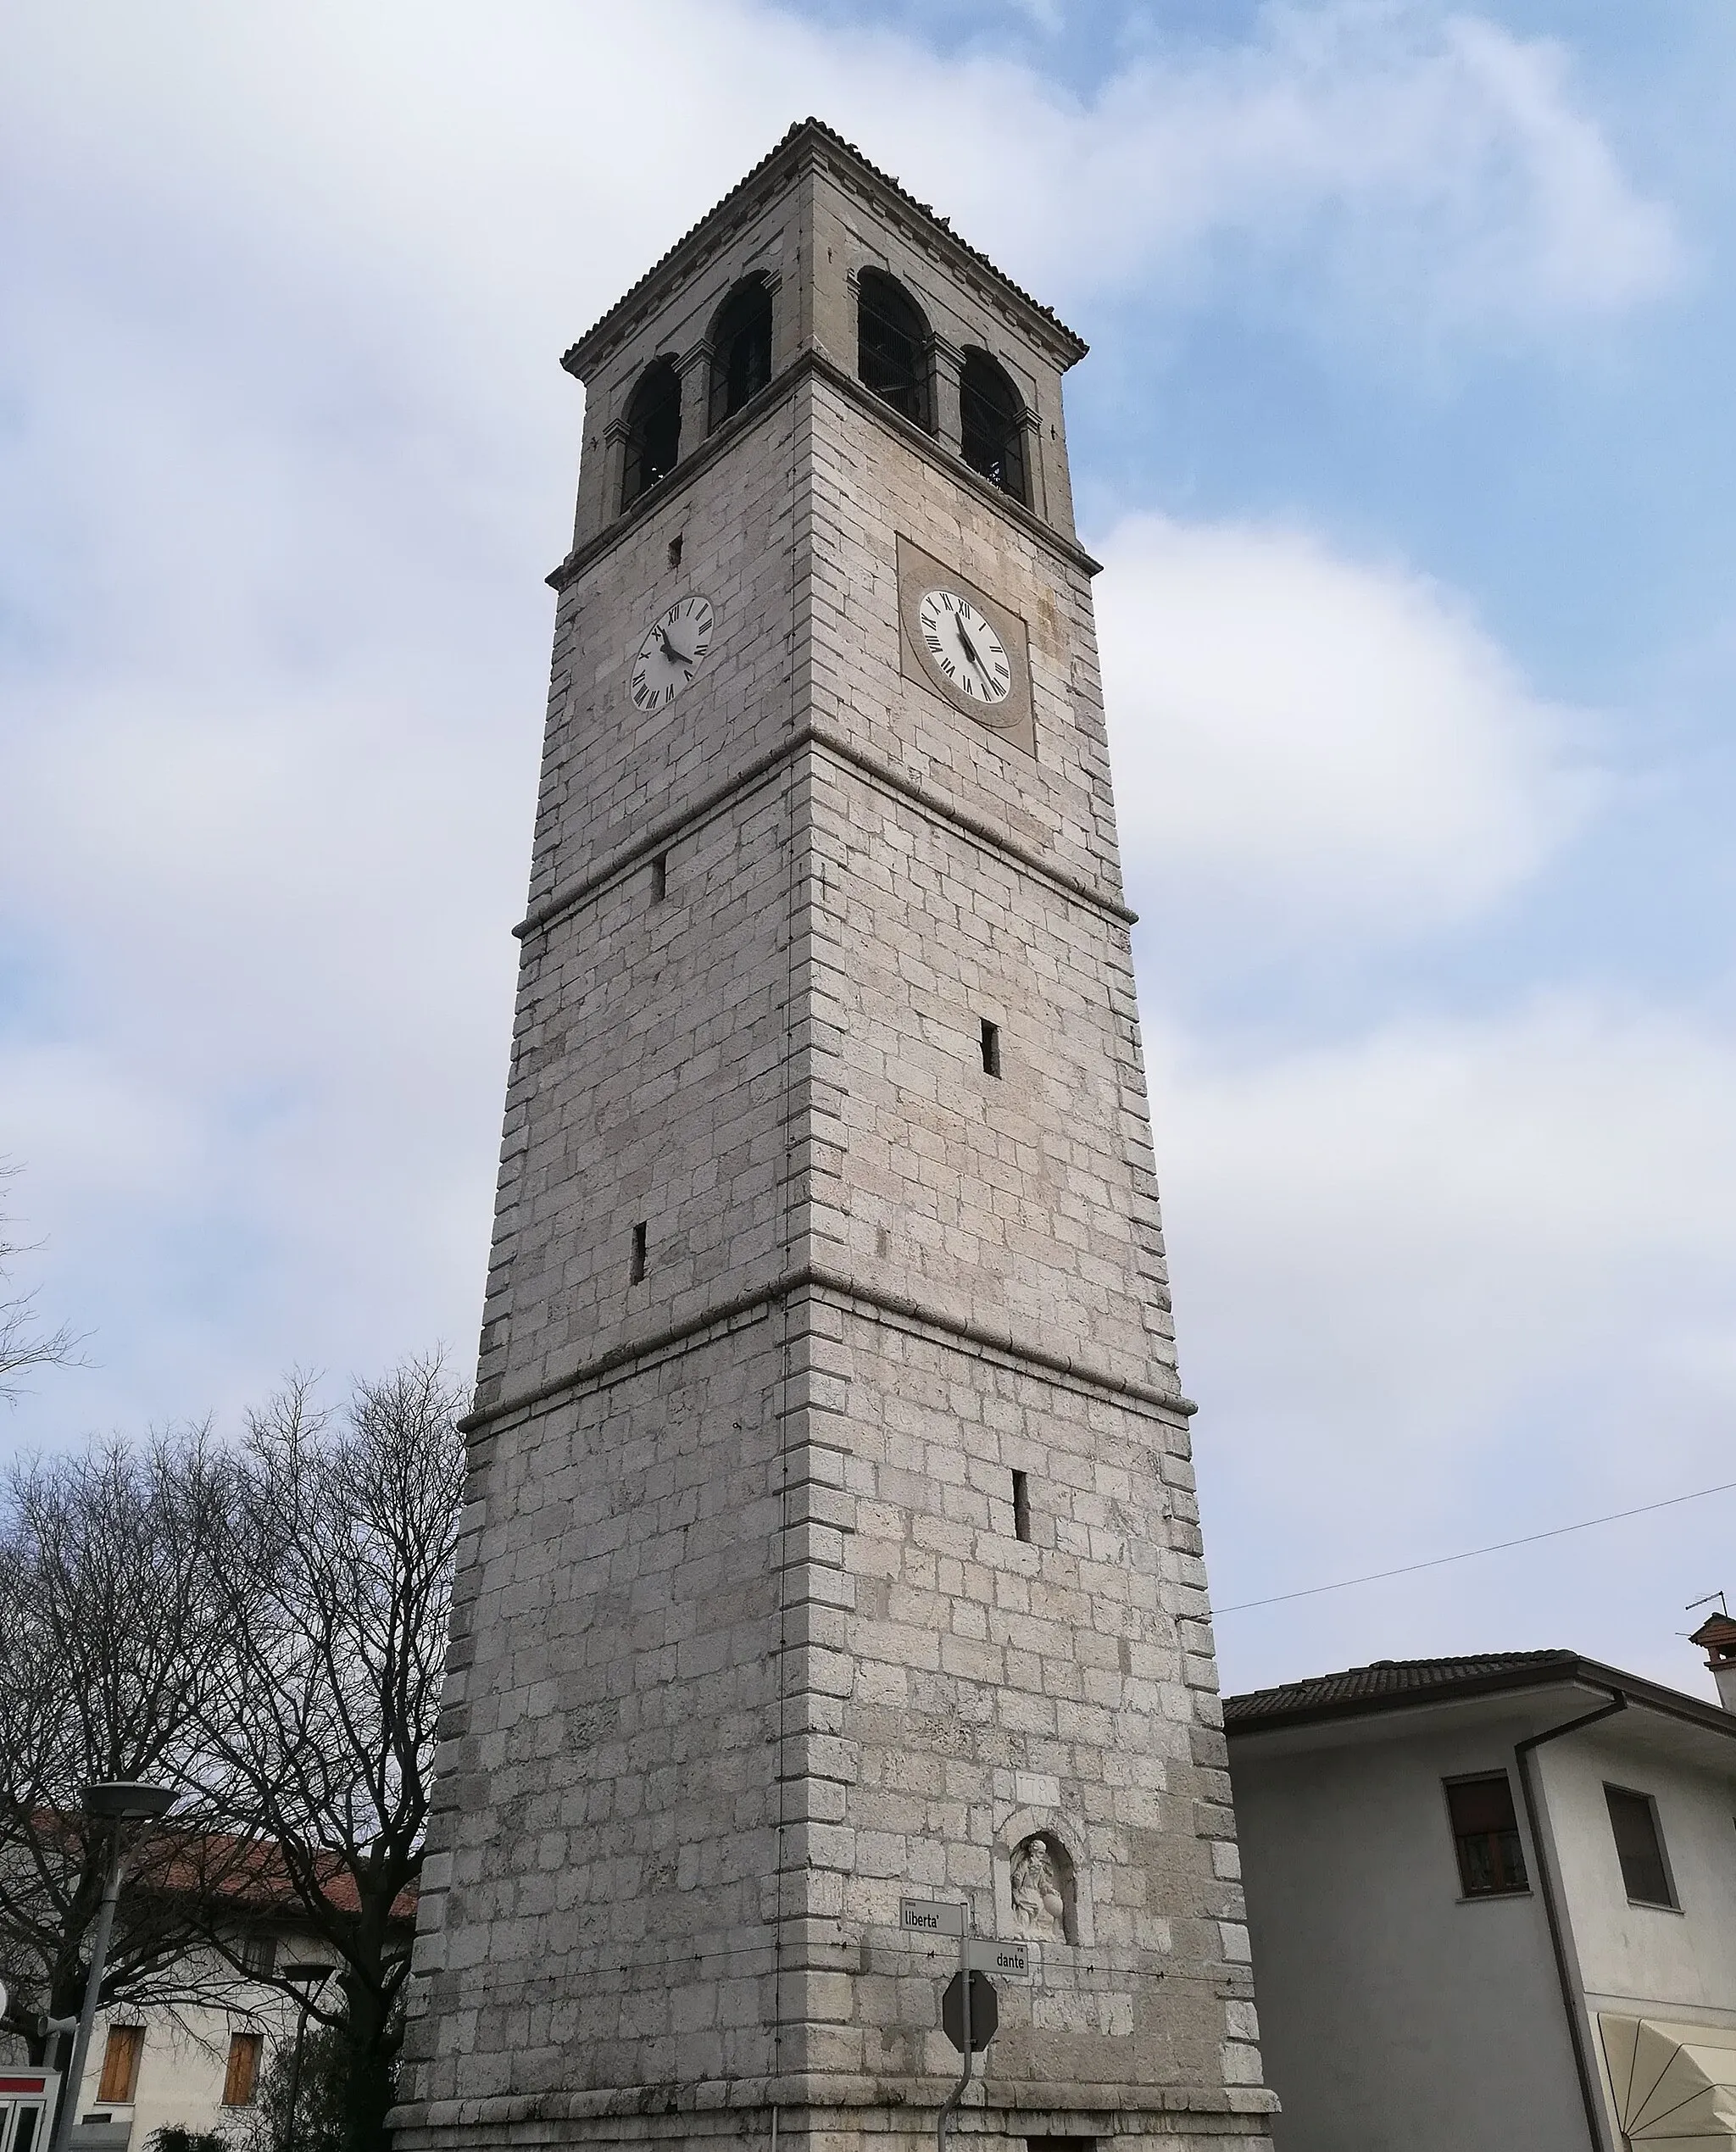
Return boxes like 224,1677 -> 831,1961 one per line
915,588 -> 1012,706
629,594 -> 715,714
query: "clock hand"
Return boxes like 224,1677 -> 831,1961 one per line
954,617 -> 986,672
657,626 -> 695,666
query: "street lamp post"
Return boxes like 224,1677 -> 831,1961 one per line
281,1961 -> 331,2152
48,1781 -> 176,2152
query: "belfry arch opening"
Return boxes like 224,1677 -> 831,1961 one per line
856,268 -> 932,432
709,278 -> 774,431
620,356 -> 682,512
960,348 -> 1028,504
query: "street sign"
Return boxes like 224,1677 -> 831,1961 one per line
899,1897 -> 965,1938
941,1970 -> 998,2053
965,1937 -> 1030,1982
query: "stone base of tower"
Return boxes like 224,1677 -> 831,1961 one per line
391,2087 -> 1277,2152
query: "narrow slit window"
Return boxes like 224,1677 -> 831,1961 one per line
650,854 -> 667,903
980,1019 -> 1001,1077
630,1222 -> 648,1284
1444,1773 -> 1527,1897
1012,1470 -> 1032,1543
667,533 -> 683,570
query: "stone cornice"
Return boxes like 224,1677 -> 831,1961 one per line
458,1263 -> 1195,1438
514,720 -> 1135,946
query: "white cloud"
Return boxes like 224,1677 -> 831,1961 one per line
1154,995 -> 1736,1691
1057,3 -> 1686,329
1097,512 -> 1596,937
0,0 -> 1683,387
0,0 -> 1707,1734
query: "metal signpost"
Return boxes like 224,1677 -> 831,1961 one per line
900,1899 -> 1031,2152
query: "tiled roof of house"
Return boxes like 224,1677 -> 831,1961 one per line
24,1810 -> 420,1924
152,1829 -> 420,1924
564,116 -> 1087,374
1225,1650 -> 1588,1728
1224,1648 -> 1736,1743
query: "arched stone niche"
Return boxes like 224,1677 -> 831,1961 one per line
993,1808 -> 1092,1949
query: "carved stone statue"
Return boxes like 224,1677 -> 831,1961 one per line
1010,1834 -> 1069,1943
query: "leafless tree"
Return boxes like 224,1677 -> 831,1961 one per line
0,1164 -> 84,1403
0,1432 -> 235,2058
193,1358 -> 467,2152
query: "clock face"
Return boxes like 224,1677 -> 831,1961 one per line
629,594 -> 715,714
915,588 -> 1012,706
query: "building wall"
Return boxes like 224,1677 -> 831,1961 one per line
1230,1709 -> 1586,2152
403,132 -> 1269,2152
1538,1718 -> 1736,2134
72,1984 -> 295,2152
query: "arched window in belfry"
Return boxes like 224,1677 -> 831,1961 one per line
708,278 -> 774,432
620,357 -> 682,513
960,348 -> 1028,505
856,268 -> 932,433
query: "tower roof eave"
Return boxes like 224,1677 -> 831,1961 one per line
561,117 -> 1088,382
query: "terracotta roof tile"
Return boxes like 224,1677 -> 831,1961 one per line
564,117 -> 1086,375
1224,1650 -> 1578,1727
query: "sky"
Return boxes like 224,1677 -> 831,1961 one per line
3,0 -> 1734,1701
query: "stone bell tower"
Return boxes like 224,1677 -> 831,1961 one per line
395,120 -> 1272,2152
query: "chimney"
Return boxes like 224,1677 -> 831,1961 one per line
1689,1610 -> 1736,1711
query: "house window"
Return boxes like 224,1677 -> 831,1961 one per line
96,2025 -> 144,2104
223,2032 -> 264,2108
1605,1784 -> 1677,1907
241,1933 -> 278,1977
1444,1772 -> 1528,1896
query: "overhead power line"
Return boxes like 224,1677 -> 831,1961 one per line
1212,1476 -> 1736,1617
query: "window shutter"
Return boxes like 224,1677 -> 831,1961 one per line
97,2026 -> 143,2104
223,2032 -> 263,2108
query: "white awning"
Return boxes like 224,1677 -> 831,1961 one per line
1600,2013 -> 1736,2143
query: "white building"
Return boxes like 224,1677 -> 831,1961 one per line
68,1963 -> 298,2152
1226,1643 -> 1736,2151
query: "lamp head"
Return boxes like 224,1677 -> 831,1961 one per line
83,1782 -> 176,1822
283,1962 -> 332,1993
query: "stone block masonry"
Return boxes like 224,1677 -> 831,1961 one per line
394,120 -> 1272,2152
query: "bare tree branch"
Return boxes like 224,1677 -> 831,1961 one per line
0,1163 -> 86,1403
0,1430 -> 234,2055
192,1357 -> 466,2152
